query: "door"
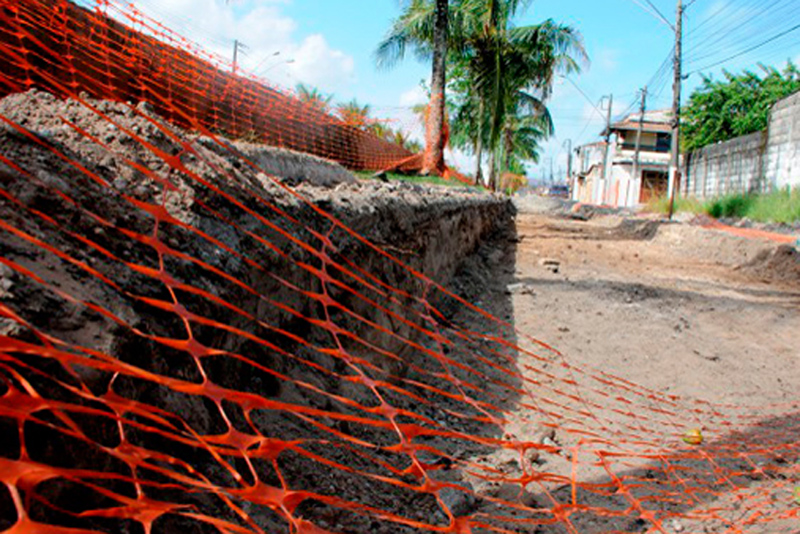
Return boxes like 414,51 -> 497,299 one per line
639,170 -> 668,203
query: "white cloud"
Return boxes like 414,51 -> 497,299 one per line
121,0 -> 354,92
399,85 -> 427,107
285,35 -> 355,90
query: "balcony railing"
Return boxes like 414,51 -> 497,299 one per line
617,142 -> 671,153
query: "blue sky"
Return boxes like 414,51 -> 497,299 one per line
127,0 -> 800,180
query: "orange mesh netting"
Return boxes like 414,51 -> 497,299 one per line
0,1 -> 799,534
0,0 -> 422,173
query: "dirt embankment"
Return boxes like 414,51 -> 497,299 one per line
2,90 -> 799,534
0,90 -> 513,533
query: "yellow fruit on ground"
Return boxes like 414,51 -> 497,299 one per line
682,428 -> 703,446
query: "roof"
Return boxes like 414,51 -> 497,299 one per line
602,109 -> 673,135
605,121 -> 673,135
577,141 -> 606,149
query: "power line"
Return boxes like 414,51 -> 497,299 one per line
688,22 -> 800,74
685,0 -> 799,64
627,0 -> 675,29
563,77 -> 605,119
684,0 -> 799,64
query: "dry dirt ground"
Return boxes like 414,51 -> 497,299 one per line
509,211 -> 800,407
445,205 -> 800,533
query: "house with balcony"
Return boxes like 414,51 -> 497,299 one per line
571,109 -> 674,207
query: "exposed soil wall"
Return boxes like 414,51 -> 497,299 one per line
0,90 -> 512,533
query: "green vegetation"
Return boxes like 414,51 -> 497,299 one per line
706,188 -> 800,224
649,188 -> 800,224
354,170 -> 478,189
682,62 -> 800,152
296,84 -> 424,153
296,83 -> 334,111
375,0 -> 586,189
646,195 -> 705,216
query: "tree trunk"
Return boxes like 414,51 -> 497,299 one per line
488,149 -> 497,191
421,0 -> 448,176
473,136 -> 484,186
503,127 -> 512,177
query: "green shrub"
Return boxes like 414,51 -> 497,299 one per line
746,187 -> 800,224
704,188 -> 799,223
646,188 -> 800,224
706,194 -> 754,219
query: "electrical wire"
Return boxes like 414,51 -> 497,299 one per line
627,0 -> 674,29
687,22 -> 800,74
563,77 -> 606,119
685,0 -> 798,64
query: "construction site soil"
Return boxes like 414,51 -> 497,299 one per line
1,90 -> 799,534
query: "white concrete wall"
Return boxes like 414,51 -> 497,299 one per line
684,132 -> 766,198
685,89 -> 800,198
765,90 -> 800,190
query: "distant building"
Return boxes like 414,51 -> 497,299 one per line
571,109 -> 675,207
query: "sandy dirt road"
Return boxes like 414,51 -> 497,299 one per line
449,208 -> 800,533
509,212 -> 800,407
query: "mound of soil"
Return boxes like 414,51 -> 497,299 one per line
0,88 -> 514,534
738,244 -> 800,284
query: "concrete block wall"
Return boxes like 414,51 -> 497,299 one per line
684,90 -> 800,198
765,91 -> 800,190
684,131 -> 767,199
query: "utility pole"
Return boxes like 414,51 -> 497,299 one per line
631,86 -> 648,207
232,40 -> 247,74
668,0 -> 683,220
600,94 -> 614,205
564,139 -> 573,182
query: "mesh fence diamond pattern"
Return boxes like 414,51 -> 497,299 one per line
0,1 -> 799,533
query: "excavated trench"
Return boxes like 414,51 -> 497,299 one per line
0,90 -> 516,533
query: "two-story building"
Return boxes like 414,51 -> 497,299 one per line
571,109 -> 674,207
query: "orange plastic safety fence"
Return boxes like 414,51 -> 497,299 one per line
0,1 -> 799,534
0,0 -> 417,173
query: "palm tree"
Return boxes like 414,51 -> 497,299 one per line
422,0 -> 449,175
377,0 -> 464,176
336,99 -> 372,129
448,59 -> 489,184
296,83 -> 333,112
499,109 -> 550,175
461,2 -> 585,188
377,0 -> 585,187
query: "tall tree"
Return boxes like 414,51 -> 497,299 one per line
422,0 -> 449,175
377,0 -> 585,186
448,59 -> 488,184
464,8 -> 584,188
377,0 -> 468,175
682,62 -> 800,152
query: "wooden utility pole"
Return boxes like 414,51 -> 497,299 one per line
600,94 -> 614,204
631,86 -> 648,206
668,0 -> 683,220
